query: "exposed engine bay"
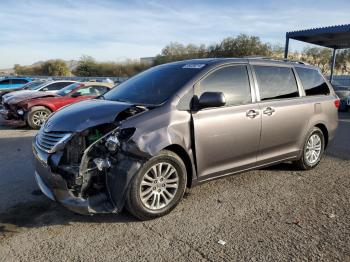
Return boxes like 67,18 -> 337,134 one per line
38,105 -> 148,213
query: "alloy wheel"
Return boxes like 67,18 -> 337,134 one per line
139,162 -> 179,210
32,110 -> 50,126
305,134 -> 322,164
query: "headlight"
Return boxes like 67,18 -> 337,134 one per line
105,135 -> 120,152
17,109 -> 24,115
104,127 -> 135,152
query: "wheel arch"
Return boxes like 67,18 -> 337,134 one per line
163,144 -> 194,188
28,104 -> 54,113
314,123 -> 329,148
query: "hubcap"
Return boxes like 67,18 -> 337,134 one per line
140,162 -> 179,210
32,111 -> 49,126
305,134 -> 322,164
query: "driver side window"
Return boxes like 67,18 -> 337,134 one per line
197,65 -> 252,106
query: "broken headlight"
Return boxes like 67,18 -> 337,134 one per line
104,127 -> 136,152
105,135 -> 120,152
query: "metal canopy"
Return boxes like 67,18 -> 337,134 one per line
284,24 -> 350,82
286,24 -> 350,49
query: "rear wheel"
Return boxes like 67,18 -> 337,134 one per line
125,150 -> 187,220
293,127 -> 325,170
27,107 -> 52,129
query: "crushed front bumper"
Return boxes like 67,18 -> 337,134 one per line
0,108 -> 10,119
33,144 -> 117,215
0,108 -> 26,126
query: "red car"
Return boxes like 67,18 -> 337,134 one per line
0,82 -> 113,129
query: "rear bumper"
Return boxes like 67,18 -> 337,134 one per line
33,144 -> 106,215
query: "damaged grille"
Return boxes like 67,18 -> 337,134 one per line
36,130 -> 71,153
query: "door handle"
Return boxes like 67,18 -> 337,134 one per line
263,107 -> 275,116
246,109 -> 260,118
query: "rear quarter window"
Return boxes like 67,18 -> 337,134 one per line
295,67 -> 330,96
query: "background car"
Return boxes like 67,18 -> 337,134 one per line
333,85 -> 350,111
0,79 -> 47,100
1,80 -> 77,101
0,77 -> 32,89
1,82 -> 114,129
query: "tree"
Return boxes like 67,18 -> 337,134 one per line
154,34 -> 274,65
41,59 -> 70,76
73,56 -> 98,76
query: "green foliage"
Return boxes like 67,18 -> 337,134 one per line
14,59 -> 70,76
41,59 -> 70,76
72,56 -> 150,77
13,34 -> 350,77
72,56 -> 98,76
154,34 -> 273,65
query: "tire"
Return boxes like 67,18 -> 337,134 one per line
293,127 -> 325,170
125,150 -> 187,220
27,106 -> 52,129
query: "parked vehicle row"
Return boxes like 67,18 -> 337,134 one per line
0,77 -> 33,90
31,58 -> 339,220
0,80 -> 77,99
0,81 -> 113,129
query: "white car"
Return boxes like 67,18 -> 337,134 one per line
3,80 -> 77,101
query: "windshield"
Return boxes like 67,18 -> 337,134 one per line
103,63 -> 204,105
23,81 -> 47,90
56,83 -> 83,96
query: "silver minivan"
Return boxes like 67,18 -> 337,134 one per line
33,58 -> 339,220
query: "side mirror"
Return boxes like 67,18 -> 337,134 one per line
198,92 -> 226,109
42,87 -> 48,91
71,92 -> 81,98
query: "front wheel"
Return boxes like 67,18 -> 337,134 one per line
27,106 -> 52,129
125,150 -> 187,220
293,127 -> 325,170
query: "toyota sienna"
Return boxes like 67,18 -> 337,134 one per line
33,58 -> 339,220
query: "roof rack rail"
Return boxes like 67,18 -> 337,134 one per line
243,56 -> 270,59
282,59 -> 309,65
244,56 -> 309,65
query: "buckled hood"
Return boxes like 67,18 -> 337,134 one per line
43,99 -> 133,132
5,91 -> 57,104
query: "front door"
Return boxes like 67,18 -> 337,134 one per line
192,64 -> 261,179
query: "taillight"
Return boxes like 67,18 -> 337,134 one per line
334,99 -> 340,109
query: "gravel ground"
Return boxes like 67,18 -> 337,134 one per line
0,114 -> 349,261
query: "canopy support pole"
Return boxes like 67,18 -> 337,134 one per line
330,48 -> 337,83
284,35 -> 290,59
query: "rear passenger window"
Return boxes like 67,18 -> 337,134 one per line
198,65 -> 251,106
46,82 -> 70,91
12,79 -> 28,84
254,66 -> 299,101
295,67 -> 330,96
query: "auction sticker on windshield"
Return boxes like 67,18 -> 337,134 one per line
182,64 -> 206,69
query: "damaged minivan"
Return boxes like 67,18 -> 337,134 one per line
33,58 -> 339,220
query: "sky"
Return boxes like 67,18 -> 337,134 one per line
0,0 -> 349,68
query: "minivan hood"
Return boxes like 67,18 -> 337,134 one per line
5,91 -> 57,104
44,99 -> 133,132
